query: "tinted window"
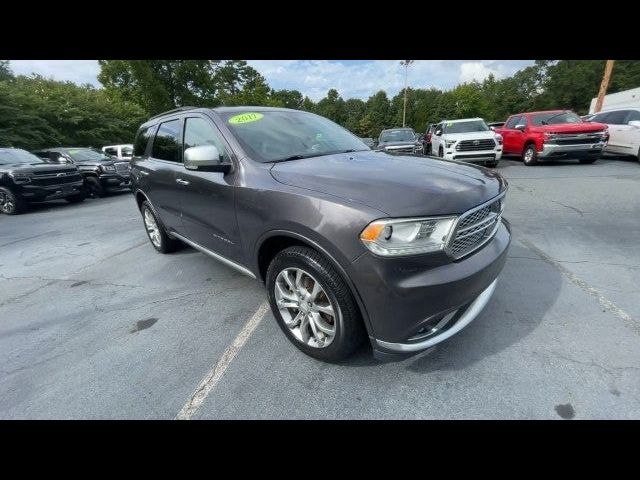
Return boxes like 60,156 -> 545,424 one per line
151,120 -> 182,162
605,110 -> 631,125
626,110 -> 640,122
183,117 -> 229,162
121,146 -> 133,156
505,116 -> 520,129
590,112 -> 609,123
0,148 -> 46,165
379,129 -> 416,142
104,147 -> 118,156
531,111 -> 581,126
220,110 -> 368,163
66,148 -> 113,162
134,127 -> 152,156
444,120 -> 489,134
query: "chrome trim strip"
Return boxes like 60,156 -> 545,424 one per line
375,279 -> 497,353
170,232 -> 256,279
456,212 -> 499,236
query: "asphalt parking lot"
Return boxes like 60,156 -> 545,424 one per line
1,156 -> 639,419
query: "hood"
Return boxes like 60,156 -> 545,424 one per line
1,162 -> 78,174
443,131 -> 498,140
270,151 -> 505,217
530,122 -> 607,134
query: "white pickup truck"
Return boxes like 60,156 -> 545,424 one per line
430,118 -> 503,167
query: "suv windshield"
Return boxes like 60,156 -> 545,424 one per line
379,129 -> 415,143
220,110 -> 369,163
444,120 -> 489,134
0,148 -> 46,165
65,148 -> 114,162
531,111 -> 582,126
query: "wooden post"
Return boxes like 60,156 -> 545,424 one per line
594,60 -> 615,113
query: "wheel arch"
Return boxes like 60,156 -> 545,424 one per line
255,230 -> 374,338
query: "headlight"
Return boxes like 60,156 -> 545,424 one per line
445,140 -> 456,148
495,134 -> 503,145
102,165 -> 116,172
8,172 -> 32,184
360,216 -> 457,256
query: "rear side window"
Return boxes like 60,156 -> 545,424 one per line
604,110 -> 629,125
626,110 -> 640,122
151,120 -> 182,162
104,147 -> 118,156
133,127 -> 152,157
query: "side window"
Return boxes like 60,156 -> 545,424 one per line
104,147 -> 118,156
625,110 -> 640,123
505,116 -> 520,129
591,112 -> 608,123
133,126 -> 153,157
151,120 -> 182,162
183,117 -> 229,162
515,115 -> 527,127
606,110 -> 629,125
121,146 -> 133,157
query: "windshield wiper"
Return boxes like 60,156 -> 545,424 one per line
271,154 -> 312,163
541,112 -> 568,125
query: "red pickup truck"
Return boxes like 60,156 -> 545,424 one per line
496,110 -> 609,166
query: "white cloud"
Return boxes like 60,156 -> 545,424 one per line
9,60 -> 101,86
6,59 -> 534,100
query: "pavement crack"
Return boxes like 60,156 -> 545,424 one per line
549,199 -> 585,217
538,350 -> 640,377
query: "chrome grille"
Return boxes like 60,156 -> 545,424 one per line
31,173 -> 83,186
456,139 -> 496,151
115,162 -> 130,173
448,194 -> 504,259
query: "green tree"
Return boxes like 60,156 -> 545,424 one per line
0,60 -> 13,82
315,89 -> 346,124
271,89 -> 304,109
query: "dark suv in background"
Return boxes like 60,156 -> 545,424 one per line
0,147 -> 85,215
33,147 -> 131,197
131,107 -> 510,362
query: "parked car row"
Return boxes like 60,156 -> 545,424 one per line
0,143 -> 134,215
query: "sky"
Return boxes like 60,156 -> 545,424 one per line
8,60 -> 534,101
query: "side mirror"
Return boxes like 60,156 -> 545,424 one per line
184,145 -> 230,172
57,156 -> 71,164
435,130 -> 442,136
489,126 -> 495,131
628,120 -> 640,128
515,124 -> 526,131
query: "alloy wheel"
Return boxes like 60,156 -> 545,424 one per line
143,208 -> 161,247
274,267 -> 338,348
0,191 -> 15,214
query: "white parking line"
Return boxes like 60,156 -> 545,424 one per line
518,237 -> 638,334
176,301 -> 270,420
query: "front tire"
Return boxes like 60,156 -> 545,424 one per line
0,187 -> 26,215
85,176 -> 105,198
485,160 -> 498,168
140,201 -> 180,253
438,146 -> 444,158
266,246 -> 365,362
522,144 -> 538,166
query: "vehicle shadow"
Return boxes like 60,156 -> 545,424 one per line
21,190 -> 132,215
338,240 -> 561,371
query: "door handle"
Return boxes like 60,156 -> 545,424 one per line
176,179 -> 190,186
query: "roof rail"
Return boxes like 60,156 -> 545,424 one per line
149,106 -> 199,120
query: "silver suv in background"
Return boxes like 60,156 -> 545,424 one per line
377,128 -> 422,154
431,118 -> 503,167
102,144 -> 134,161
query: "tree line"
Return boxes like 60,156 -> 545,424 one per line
2,59 -> 640,150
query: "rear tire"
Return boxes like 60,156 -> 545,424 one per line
140,200 -> 180,254
522,144 -> 538,166
0,187 -> 26,215
266,246 -> 365,362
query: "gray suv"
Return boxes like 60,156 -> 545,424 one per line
131,107 -> 511,362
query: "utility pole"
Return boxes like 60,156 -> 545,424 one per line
594,60 -> 615,113
400,60 -> 414,127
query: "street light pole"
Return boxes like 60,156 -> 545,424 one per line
400,60 -> 414,127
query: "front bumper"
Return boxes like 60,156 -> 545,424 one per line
443,149 -> 503,162
99,173 -> 132,189
538,141 -> 605,158
384,146 -> 422,155
16,180 -> 85,201
348,219 -> 511,360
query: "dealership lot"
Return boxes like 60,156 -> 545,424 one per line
1,157 -> 639,419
